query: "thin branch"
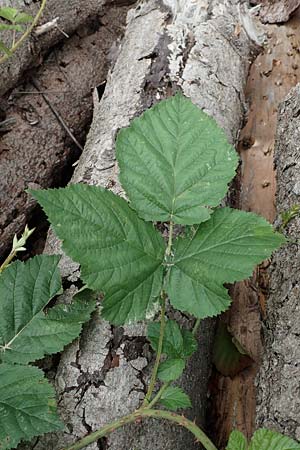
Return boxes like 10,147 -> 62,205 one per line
31,77 -> 83,152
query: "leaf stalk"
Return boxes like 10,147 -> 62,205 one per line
143,292 -> 166,405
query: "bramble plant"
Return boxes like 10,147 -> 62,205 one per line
0,0 -> 46,64
0,94 -> 299,450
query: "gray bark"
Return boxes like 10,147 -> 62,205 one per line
256,84 -> 300,441
0,0 -> 135,96
28,1 -> 255,449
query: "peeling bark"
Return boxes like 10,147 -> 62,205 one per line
256,84 -> 300,441
24,1 -> 256,449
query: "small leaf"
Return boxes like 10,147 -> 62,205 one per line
0,23 -> 23,31
157,358 -> 185,382
167,208 -> 285,319
117,93 -> 238,225
1,297 -> 96,365
249,429 -> 300,450
0,7 -> 18,22
148,320 -> 182,358
147,320 -> 197,359
30,185 -> 165,325
0,364 -> 63,449
213,323 -> 253,377
0,254 -> 95,364
226,430 -> 248,450
159,386 -> 192,410
14,12 -> 33,24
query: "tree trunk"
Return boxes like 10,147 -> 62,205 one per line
256,84 -> 300,441
23,0 -> 256,448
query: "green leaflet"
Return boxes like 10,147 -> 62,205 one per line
12,12 -> 33,24
159,386 -> 192,411
148,320 -> 196,383
0,364 -> 63,449
0,255 -> 96,364
147,320 -> 197,359
117,93 -> 238,225
167,208 -> 285,319
30,184 -> 165,325
226,430 -> 248,450
0,7 -> 19,22
1,299 -> 96,365
157,358 -> 185,382
226,429 -> 300,450
0,7 -> 32,23
0,24 -> 23,31
249,429 -> 300,450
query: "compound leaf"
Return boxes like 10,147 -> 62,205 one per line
0,364 -> 63,449
147,320 -> 197,359
226,430 -> 248,450
159,386 -> 192,411
117,93 -> 238,225
30,185 -> 165,325
249,429 -> 300,450
158,358 -> 185,382
0,255 -> 95,364
167,208 -> 285,319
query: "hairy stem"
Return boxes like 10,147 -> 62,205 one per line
0,0 -> 47,64
61,408 -> 218,450
143,292 -> 166,405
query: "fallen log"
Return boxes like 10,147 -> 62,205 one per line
0,4 -> 130,259
256,84 -> 300,441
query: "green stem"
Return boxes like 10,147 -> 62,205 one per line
147,381 -> 170,408
0,0 -> 47,64
61,408 -> 218,450
192,318 -> 201,336
143,292 -> 166,406
0,250 -> 17,273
